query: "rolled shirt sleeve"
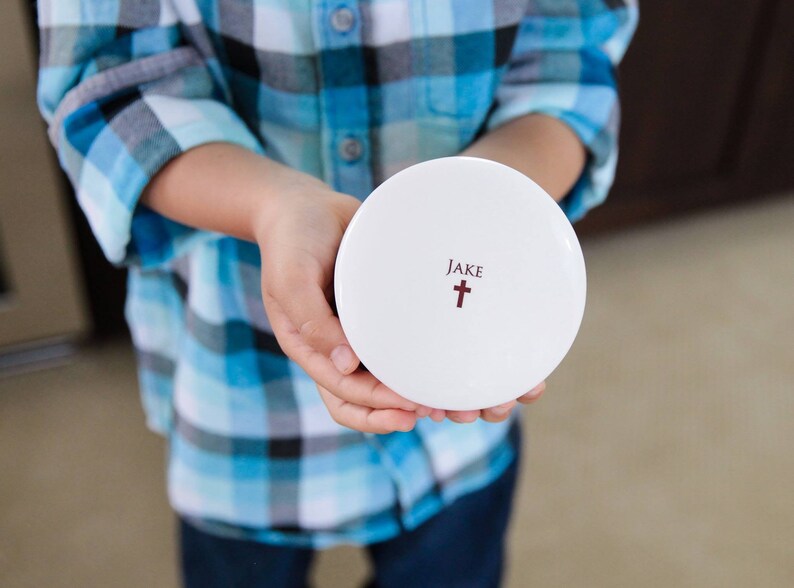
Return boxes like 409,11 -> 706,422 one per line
37,0 -> 265,268
487,0 -> 639,222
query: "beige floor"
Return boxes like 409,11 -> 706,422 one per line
1,195 -> 793,587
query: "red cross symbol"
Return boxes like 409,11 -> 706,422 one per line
453,279 -> 472,308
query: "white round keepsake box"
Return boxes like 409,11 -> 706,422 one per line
334,157 -> 586,410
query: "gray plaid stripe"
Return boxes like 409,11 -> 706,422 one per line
43,29 -> 511,106
254,51 -> 319,94
174,410 -> 361,457
492,0 -> 531,25
181,23 -> 219,62
48,47 -> 199,146
118,0 -> 161,27
136,349 -> 176,377
184,307 -> 281,355
111,99 -> 183,176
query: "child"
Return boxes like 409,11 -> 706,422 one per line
38,1 -> 637,586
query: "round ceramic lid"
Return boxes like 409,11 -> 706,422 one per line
334,156 -> 586,410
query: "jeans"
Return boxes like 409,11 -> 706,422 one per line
180,436 -> 521,588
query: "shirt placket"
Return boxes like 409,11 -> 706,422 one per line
312,1 -> 373,199
311,1 -> 438,523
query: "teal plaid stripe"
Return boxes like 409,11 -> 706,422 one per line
37,0 -> 637,547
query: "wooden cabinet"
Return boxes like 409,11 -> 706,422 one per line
737,0 -> 794,192
578,0 -> 794,234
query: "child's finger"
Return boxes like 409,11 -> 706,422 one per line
517,381 -> 546,404
429,408 -> 446,422
317,385 -> 418,434
446,410 -> 481,424
264,296 -> 423,412
480,400 -> 517,423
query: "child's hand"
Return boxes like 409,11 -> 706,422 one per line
252,168 -> 542,431
254,174 -> 434,434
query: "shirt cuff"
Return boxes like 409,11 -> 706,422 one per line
58,94 -> 264,268
486,28 -> 625,223
487,89 -> 620,224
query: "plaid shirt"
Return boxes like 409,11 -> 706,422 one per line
37,0 -> 637,547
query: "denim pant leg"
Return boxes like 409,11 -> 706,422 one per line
365,424 -> 522,588
179,518 -> 315,588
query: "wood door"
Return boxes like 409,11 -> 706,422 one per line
578,0 -> 794,234
0,0 -> 89,351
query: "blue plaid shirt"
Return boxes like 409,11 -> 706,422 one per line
37,0 -> 637,547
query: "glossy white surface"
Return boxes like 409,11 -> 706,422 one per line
334,157 -> 586,410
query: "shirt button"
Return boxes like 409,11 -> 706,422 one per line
338,138 -> 363,162
330,7 -> 356,33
